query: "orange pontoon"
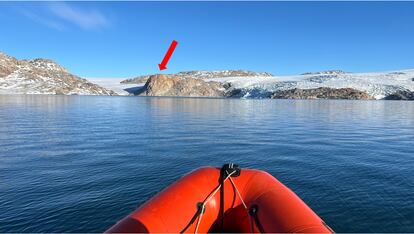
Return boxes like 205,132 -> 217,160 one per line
107,164 -> 333,233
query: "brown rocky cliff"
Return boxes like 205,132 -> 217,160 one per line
140,74 -> 225,97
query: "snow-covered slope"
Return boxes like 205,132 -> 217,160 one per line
86,78 -> 141,95
0,52 -> 117,95
207,70 -> 414,99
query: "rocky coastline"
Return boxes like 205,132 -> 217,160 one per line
131,73 -> 413,101
2,51 -> 414,100
383,90 -> 414,100
133,75 -> 386,100
270,87 -> 375,100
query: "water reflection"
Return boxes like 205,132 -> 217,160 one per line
0,95 -> 413,233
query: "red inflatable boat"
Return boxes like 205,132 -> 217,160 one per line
106,164 -> 333,233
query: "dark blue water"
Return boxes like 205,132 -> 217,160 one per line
0,95 -> 413,232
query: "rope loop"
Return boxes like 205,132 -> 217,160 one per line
193,169 -> 236,233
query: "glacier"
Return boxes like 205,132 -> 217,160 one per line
88,69 -> 414,99
206,69 -> 414,99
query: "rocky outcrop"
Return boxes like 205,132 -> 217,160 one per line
0,53 -> 22,77
121,70 -> 273,84
388,72 -> 406,75
384,90 -> 414,100
0,52 -> 117,95
301,70 -> 347,75
121,76 -> 150,84
270,87 -> 375,100
138,74 -> 226,97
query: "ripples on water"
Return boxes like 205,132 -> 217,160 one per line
0,95 -> 413,232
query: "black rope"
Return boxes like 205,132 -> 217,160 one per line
219,163 -> 240,232
180,202 -> 205,233
249,204 -> 265,233
219,169 -> 225,232
180,180 -> 223,234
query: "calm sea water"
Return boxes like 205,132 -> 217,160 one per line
0,95 -> 413,233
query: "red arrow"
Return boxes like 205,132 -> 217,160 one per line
158,40 -> 178,71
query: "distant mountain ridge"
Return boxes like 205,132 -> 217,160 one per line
2,51 -> 413,100
120,70 -> 273,84
0,52 -> 116,95
301,70 -> 347,75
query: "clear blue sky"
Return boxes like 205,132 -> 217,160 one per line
1,2 -> 414,78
